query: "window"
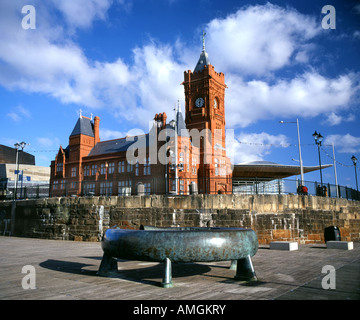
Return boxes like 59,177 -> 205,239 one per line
100,182 -> 112,196
118,161 -> 125,173
118,180 -> 132,196
83,165 -> 90,177
53,181 -> 58,190
144,182 -> 151,195
144,157 -> 151,175
127,162 -> 133,172
56,162 -> 63,172
71,167 -> 77,177
220,159 -> 226,176
215,158 -> 219,176
186,152 -> 190,172
84,183 -> 95,195
171,179 -> 176,192
108,162 -> 115,174
179,179 -> 184,193
192,157 -> 197,175
71,182 -> 77,189
135,161 -> 139,176
179,153 -> 184,172
91,164 -> 97,176
100,163 -> 106,175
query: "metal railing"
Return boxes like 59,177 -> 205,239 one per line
1,177 -> 359,201
232,178 -> 360,201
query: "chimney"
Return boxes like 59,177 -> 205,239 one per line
94,116 -> 100,144
162,112 -> 167,128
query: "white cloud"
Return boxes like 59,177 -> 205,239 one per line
0,1 -> 359,134
228,132 -> 289,163
225,72 -> 357,128
100,129 -> 127,140
206,3 -> 320,76
0,1 -> 185,127
324,134 -> 360,153
36,137 -> 59,148
124,43 -> 187,124
7,105 -> 31,122
322,112 -> 356,126
50,0 -> 113,29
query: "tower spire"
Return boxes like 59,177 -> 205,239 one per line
202,31 -> 206,52
194,31 -> 210,72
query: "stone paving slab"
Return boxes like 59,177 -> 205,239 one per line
0,236 -> 359,303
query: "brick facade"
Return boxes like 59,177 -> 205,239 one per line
50,43 -> 233,196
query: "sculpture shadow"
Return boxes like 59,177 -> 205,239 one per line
39,258 -> 212,287
39,259 -> 98,277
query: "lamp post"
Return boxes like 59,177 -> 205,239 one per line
169,117 -> 178,195
312,131 -> 323,186
351,155 -> 358,191
279,119 -> 304,186
14,141 -> 27,199
331,144 -> 339,197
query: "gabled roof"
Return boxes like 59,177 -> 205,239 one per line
70,117 -> 94,137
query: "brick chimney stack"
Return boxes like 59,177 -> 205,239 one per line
94,116 -> 100,144
162,112 -> 167,127
154,112 -> 167,129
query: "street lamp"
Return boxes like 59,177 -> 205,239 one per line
279,119 -> 304,186
14,141 -> 27,199
312,131 -> 323,186
351,155 -> 358,191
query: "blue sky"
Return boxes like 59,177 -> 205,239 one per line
0,0 -> 359,189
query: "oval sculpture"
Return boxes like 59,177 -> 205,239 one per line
98,226 -> 259,287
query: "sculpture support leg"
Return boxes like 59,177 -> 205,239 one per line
161,257 -> 173,288
229,259 -> 237,270
234,255 -> 257,282
97,253 -> 118,276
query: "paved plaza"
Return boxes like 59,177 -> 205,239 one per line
0,236 -> 359,301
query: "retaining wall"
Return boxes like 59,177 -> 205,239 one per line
0,194 -> 359,244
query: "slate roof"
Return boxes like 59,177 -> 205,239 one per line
87,135 -> 150,157
176,109 -> 189,137
194,50 -> 210,73
85,109 -> 190,158
70,117 -> 94,137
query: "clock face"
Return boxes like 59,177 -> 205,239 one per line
214,99 -> 217,109
195,97 -> 204,108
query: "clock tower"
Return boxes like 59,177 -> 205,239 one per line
183,33 -> 226,139
182,33 -> 232,194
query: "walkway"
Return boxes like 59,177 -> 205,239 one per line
0,237 -> 359,302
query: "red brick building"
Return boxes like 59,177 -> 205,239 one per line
50,41 -> 233,196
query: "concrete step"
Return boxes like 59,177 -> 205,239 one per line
270,241 -> 298,251
326,241 -> 354,250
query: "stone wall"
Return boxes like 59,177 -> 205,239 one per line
0,194 -> 359,244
